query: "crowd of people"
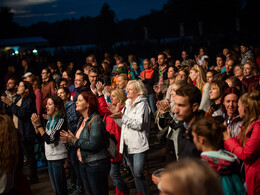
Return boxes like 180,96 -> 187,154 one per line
0,42 -> 260,195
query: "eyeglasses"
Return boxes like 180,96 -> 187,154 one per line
74,79 -> 83,82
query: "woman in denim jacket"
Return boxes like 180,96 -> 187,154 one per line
60,91 -> 110,195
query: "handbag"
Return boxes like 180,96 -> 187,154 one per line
88,115 -> 118,159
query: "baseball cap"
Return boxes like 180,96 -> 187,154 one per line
23,72 -> 32,78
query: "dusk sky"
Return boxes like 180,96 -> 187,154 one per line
0,0 -> 168,26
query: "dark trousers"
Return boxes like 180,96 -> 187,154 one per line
21,139 -> 38,180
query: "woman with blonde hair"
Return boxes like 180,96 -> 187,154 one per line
241,61 -> 259,92
224,90 -> 260,195
97,85 -> 129,194
109,80 -> 150,195
189,64 -> 210,112
0,114 -> 19,194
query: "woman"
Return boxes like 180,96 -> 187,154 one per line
97,85 -> 129,195
60,92 -> 110,195
164,66 -> 178,101
223,90 -> 260,195
206,70 -> 217,84
233,64 -> 244,81
189,64 -> 210,112
214,87 -> 242,137
192,117 -> 246,194
62,70 -> 75,93
31,95 -> 68,195
57,87 -> 83,194
0,114 -> 19,194
1,81 -> 38,184
109,80 -> 151,195
41,68 -> 57,113
241,61 -> 259,92
208,80 -> 228,116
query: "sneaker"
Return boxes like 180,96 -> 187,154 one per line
67,183 -> 76,193
72,185 -> 84,195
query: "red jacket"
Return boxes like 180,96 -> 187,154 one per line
140,69 -> 154,79
98,96 -> 123,162
241,76 -> 259,92
224,120 -> 260,195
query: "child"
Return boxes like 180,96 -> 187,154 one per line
130,61 -> 141,79
192,117 -> 246,195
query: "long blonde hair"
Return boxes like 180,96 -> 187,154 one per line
0,115 -> 19,173
110,88 -> 127,107
190,64 -> 206,92
239,90 -> 260,146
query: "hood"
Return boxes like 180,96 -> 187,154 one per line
201,149 -> 239,175
125,95 -> 147,108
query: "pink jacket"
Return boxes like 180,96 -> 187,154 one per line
98,96 -> 123,162
224,120 -> 260,195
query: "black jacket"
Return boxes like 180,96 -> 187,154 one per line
10,96 -> 36,140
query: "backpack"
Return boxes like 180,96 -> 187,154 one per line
88,116 -> 118,159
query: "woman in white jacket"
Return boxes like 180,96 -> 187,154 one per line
109,80 -> 151,195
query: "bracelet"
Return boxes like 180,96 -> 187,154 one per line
34,125 -> 43,129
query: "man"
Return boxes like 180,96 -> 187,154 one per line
73,73 -> 90,102
153,52 -> 168,100
0,77 -> 19,118
173,84 -> 206,159
240,42 -> 255,65
88,67 -> 100,95
222,59 -> 236,80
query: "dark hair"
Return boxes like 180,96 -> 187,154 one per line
58,86 -> 70,95
225,76 -> 243,91
168,65 -> 178,73
79,92 -> 99,116
8,77 -> 19,86
21,81 -> 35,100
57,78 -> 68,87
42,67 -> 52,77
216,53 -> 226,61
89,67 -> 100,75
157,52 -> 167,59
193,117 -> 226,150
76,73 -> 88,82
48,95 -> 66,118
176,84 -> 202,106
210,80 -> 229,98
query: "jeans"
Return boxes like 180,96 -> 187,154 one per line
48,159 -> 68,195
124,148 -> 150,195
147,94 -> 157,119
110,162 -> 127,191
69,147 -> 83,187
79,158 -> 111,195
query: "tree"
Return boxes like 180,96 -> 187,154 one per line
96,3 -> 117,49
0,7 -> 20,38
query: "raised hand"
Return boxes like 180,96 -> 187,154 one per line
31,113 -> 42,127
107,102 -> 119,114
96,81 -> 105,96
